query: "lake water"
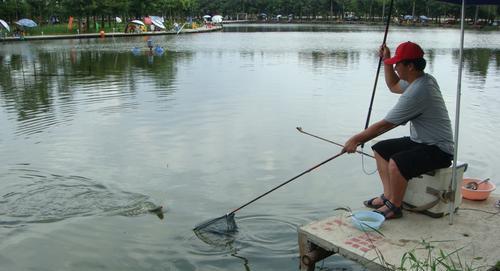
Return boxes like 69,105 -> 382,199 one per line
1,24 -> 499,270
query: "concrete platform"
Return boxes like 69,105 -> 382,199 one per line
298,195 -> 500,270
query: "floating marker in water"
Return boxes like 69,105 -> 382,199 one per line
154,45 -> 164,55
131,47 -> 140,55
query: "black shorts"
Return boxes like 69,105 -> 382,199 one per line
371,137 -> 453,180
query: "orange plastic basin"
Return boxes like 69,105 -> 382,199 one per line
461,178 -> 496,201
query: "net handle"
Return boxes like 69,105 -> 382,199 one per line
228,113 -> 420,216
229,150 -> 345,215
193,115 -> 421,232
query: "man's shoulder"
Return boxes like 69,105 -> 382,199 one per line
422,73 -> 438,85
411,73 -> 439,90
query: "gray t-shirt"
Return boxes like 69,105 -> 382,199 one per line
384,73 -> 454,155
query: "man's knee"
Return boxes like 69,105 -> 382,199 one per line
388,159 -> 402,176
374,151 -> 386,163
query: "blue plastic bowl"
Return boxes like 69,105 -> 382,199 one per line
351,211 -> 385,231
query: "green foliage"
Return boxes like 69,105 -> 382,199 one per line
395,240 -> 488,271
0,0 -> 497,24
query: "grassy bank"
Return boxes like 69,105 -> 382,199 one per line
2,21 -> 202,37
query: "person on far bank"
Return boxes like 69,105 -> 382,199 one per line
342,41 -> 454,219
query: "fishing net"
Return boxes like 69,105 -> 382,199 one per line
193,213 -> 238,246
193,213 -> 237,234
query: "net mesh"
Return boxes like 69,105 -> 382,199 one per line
193,213 -> 238,246
193,213 -> 237,233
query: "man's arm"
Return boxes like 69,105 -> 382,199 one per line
381,45 -> 404,94
384,64 -> 404,94
343,120 -> 396,153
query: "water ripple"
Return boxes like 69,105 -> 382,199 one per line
189,214 -> 309,258
0,165 -> 164,227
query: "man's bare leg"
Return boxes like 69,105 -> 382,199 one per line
375,159 -> 407,217
386,159 -> 408,206
372,151 -> 391,205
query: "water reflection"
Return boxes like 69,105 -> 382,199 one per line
299,50 -> 361,70
458,48 -> 500,77
0,28 -> 499,271
0,47 -> 190,136
223,24 -> 384,33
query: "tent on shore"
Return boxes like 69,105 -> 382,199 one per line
15,18 -> 37,28
0,19 -> 10,32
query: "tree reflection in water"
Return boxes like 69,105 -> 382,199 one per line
0,47 -> 191,136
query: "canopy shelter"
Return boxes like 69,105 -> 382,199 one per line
435,0 -> 500,224
130,20 -> 145,26
150,16 -> 164,23
212,15 -> 223,24
0,19 -> 10,32
150,16 -> 165,29
203,15 -> 211,22
125,20 -> 145,33
15,18 -> 37,28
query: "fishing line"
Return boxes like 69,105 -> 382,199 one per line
361,152 -> 377,175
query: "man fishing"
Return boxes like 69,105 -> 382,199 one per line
343,41 -> 454,219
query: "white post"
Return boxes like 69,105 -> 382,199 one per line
449,0 -> 466,225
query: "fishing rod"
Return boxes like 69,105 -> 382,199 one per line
195,150 -> 351,231
193,122 -> 405,233
228,150 -> 344,216
296,127 -> 374,158
362,0 -> 394,148
194,110 -> 423,233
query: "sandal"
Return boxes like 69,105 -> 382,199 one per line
363,194 -> 387,209
373,199 -> 403,219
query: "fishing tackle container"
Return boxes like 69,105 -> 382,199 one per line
403,162 -> 468,218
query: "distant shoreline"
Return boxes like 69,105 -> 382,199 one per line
224,20 -> 500,31
0,25 -> 222,43
1,20 -> 497,43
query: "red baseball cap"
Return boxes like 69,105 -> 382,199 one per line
384,41 -> 424,65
